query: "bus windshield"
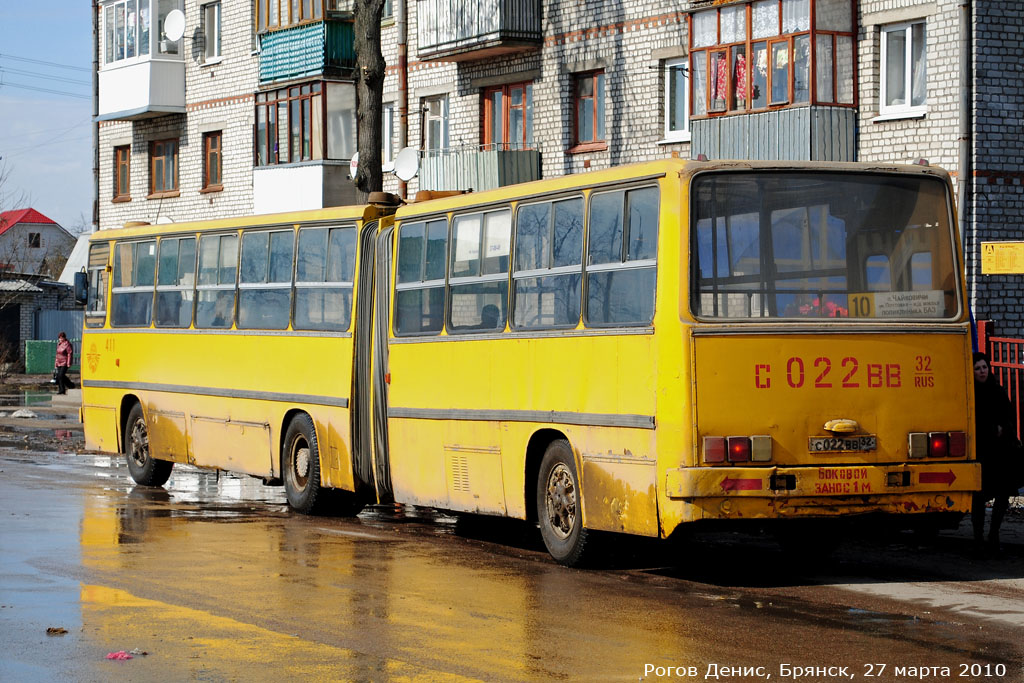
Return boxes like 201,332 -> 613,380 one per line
691,172 -> 959,320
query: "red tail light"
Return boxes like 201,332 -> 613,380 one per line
928,432 -> 949,458
948,431 -> 966,457
727,436 -> 751,462
703,437 -> 726,463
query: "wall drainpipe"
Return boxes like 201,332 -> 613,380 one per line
958,0 -> 973,300
397,0 -> 409,199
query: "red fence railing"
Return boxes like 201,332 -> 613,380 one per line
978,319 -> 1024,441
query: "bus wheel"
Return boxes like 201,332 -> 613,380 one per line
124,403 -> 173,487
537,439 -> 589,567
283,414 -> 326,514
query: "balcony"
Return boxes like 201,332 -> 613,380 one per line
690,107 -> 857,162
417,0 -> 542,62
97,0 -> 185,121
259,20 -> 356,84
419,146 -> 541,191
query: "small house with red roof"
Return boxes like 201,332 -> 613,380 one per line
0,209 -> 77,278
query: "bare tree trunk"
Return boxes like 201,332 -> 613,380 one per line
353,0 -> 387,200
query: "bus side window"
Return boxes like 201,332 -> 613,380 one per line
586,186 -> 659,326
238,229 -> 293,330
512,197 -> 583,329
865,254 -> 891,292
910,252 -> 932,290
155,237 -> 196,328
85,242 -> 110,328
395,219 -> 448,335
195,234 -> 238,329
294,226 -> 356,331
448,209 -> 510,334
110,240 -> 156,327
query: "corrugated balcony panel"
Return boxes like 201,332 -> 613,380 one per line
420,149 -> 541,191
259,21 -> 354,83
417,0 -> 542,61
691,107 -> 856,162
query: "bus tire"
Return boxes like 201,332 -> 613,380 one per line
283,413 -> 327,515
124,403 -> 173,487
537,439 -> 589,567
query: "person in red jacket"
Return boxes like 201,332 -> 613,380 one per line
54,331 -> 75,395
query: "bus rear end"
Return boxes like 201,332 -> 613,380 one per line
667,164 -> 979,531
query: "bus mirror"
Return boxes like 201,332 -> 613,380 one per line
73,271 -> 88,306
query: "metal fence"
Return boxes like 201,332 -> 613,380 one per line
978,319 -> 1024,441
34,309 -> 83,342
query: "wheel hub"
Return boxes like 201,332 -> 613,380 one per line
129,419 -> 148,467
545,463 -> 576,540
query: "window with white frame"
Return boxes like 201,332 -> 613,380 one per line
423,95 -> 449,155
880,21 -> 926,117
203,2 -> 221,62
382,102 -> 395,171
103,0 -> 151,64
663,58 -> 689,142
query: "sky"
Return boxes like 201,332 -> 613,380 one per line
0,2 -> 93,233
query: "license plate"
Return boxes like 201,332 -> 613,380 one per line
808,435 -> 877,453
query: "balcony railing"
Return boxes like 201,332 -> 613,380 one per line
416,0 -> 542,62
419,145 -> 541,191
690,106 -> 856,162
259,20 -> 356,84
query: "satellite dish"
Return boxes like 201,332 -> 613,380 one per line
163,9 -> 186,42
349,152 -> 359,180
156,216 -> 175,224
393,147 -> 419,182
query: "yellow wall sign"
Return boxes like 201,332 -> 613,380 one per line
981,242 -> 1024,274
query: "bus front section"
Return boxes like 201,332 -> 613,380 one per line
667,165 -> 979,535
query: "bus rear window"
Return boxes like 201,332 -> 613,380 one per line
691,172 -> 959,320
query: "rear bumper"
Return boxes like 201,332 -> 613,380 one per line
666,462 -> 980,499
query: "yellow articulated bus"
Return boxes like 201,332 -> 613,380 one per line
81,159 -> 979,566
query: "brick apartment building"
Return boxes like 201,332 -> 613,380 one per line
95,0 -> 1024,332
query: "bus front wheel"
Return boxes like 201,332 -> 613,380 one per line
537,439 -> 590,567
124,403 -> 173,487
283,414 -> 326,514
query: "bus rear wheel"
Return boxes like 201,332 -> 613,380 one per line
283,414 -> 324,514
537,439 -> 590,567
124,403 -> 173,487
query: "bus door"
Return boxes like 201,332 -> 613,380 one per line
351,222 -> 379,498
371,226 -> 395,503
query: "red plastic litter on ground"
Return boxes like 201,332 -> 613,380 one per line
105,651 -> 133,660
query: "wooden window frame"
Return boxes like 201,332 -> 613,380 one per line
202,131 -> 224,193
482,82 -> 533,152
570,71 -> 607,153
254,82 -> 324,166
688,0 -> 857,120
148,138 -> 179,199
255,0 -> 324,34
114,145 -> 131,202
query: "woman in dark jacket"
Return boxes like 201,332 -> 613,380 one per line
972,351 -> 1017,550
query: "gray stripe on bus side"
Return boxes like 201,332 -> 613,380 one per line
387,407 -> 655,430
82,380 -> 349,409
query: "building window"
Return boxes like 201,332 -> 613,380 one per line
689,0 -> 854,118
663,59 -> 689,142
149,138 -> 179,196
880,21 -> 926,117
28,233 -> 41,249
202,131 -> 223,191
203,2 -> 221,61
572,71 -> 605,150
103,0 -> 151,64
423,96 -> 449,154
382,102 -> 395,171
256,0 -> 324,33
483,82 -> 533,151
256,82 -> 355,166
114,145 -> 131,201
381,0 -> 393,21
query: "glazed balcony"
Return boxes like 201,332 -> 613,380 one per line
416,0 -> 542,62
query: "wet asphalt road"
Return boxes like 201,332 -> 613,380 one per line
1,404 -> 1023,682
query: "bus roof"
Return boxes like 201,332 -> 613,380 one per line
394,157 -> 952,219
92,203 -> 383,242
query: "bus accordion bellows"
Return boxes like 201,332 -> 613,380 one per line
80,158 -> 980,566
